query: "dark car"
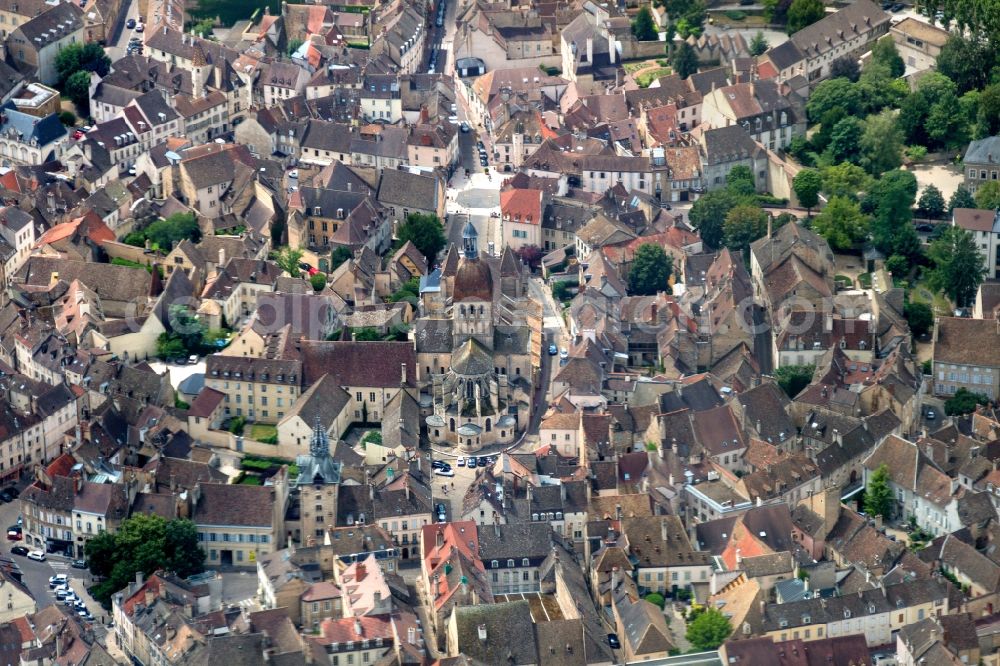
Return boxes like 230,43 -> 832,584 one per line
915,223 -> 934,232
9,546 -> 27,557
607,634 -> 621,649
431,460 -> 450,470
0,488 -> 17,502
71,559 -> 87,569
126,18 -> 135,28
477,456 -> 489,467
881,0 -> 892,7
890,2 -> 905,10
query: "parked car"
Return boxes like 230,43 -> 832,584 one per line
607,634 -> 621,649
559,347 -> 568,359
434,468 -> 455,477
467,457 -> 477,468
126,18 -> 135,28
926,409 -> 936,420
134,23 -> 144,31
431,460 -> 449,470
477,456 -> 489,467
456,456 -> 465,467
6,529 -> 21,541
27,550 -> 45,562
55,589 -> 70,600
10,546 -> 28,557
49,574 -> 68,588
71,559 -> 87,570
548,344 -> 558,355
0,488 -> 18,502
460,122 -> 470,133
890,2 -> 904,10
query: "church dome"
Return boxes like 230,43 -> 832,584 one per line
452,257 -> 493,302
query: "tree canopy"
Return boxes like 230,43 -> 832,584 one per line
793,169 -> 822,215
86,514 -> 204,606
670,41 -> 698,79
724,204 -> 768,254
807,78 -> 863,122
275,246 -> 305,276
749,31 -> 769,56
903,301 -> 933,338
945,387 -> 990,415
688,189 -> 737,249
975,181 -> 1000,209
124,212 -> 201,252
927,226 -> 987,307
917,185 -> 946,219
820,163 -> 871,200
859,110 -> 903,175
398,213 -> 447,264
628,243 -> 674,295
686,608 -> 733,650
949,185 -> 977,212
864,464 -> 894,519
870,36 -> 905,78
811,196 -> 869,251
54,43 -> 111,88
632,6 -> 659,41
787,0 -> 825,33
867,169 -> 918,256
775,364 -> 814,398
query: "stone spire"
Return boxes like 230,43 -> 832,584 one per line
462,218 -> 478,260
310,415 -> 329,458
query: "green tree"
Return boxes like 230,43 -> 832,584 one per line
856,61 -> 908,115
275,246 -> 305,276
975,181 -> 1000,209
645,592 -> 666,608
287,37 -> 304,56
885,253 -> 910,277
975,84 -> 1000,139
868,169 -> 918,255
670,41 -> 698,79
65,71 -> 92,116
389,276 -> 421,303
945,387 -> 990,415
870,36 -> 905,78
812,196 -> 869,250
793,169 -> 822,216
917,185 -> 946,219
864,463 -> 894,519
686,608 -> 733,650
353,327 -> 383,341
917,0 -> 1000,64
688,189 -> 739,249
749,31 -> 769,56
86,515 -> 205,606
628,243 -> 674,295
398,212 -> 447,264
310,272 -> 327,292
762,0 -> 793,23
331,245 -> 353,269
726,165 -> 756,197
829,56 -> 861,82
903,300 -> 933,337
860,110 -> 903,176
948,185 -> 977,212
820,163 -> 871,200
827,117 -> 864,164
632,6 -> 659,41
936,36 -> 995,94
806,78 -> 862,122
775,364 -> 815,398
190,18 -> 214,36
724,204 -> 767,254
146,212 -> 201,249
54,42 -> 111,88
787,0 -> 824,33
927,226 -> 987,306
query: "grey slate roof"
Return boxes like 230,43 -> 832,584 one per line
965,136 -> 1000,166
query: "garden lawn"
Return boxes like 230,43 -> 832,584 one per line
249,423 -> 278,443
635,67 -> 672,88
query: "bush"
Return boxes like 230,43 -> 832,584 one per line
58,111 -> 76,126
906,145 -> 928,161
310,272 -> 327,292
228,416 -> 246,435
724,9 -> 746,19
362,430 -> 383,446
645,593 -> 666,608
858,273 -> 872,288
552,280 -> 576,302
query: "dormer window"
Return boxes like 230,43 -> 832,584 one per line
507,559 -> 515,568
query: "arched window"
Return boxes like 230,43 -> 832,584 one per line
485,418 -> 491,432
507,559 -> 515,568
449,418 -> 455,432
